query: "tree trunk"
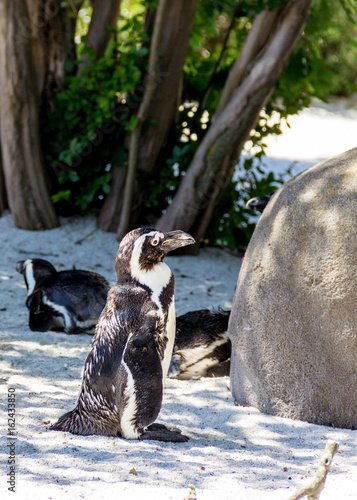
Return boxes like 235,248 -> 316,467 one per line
87,0 -> 121,58
157,0 -> 314,250
0,137 -> 8,215
25,0 -> 80,109
98,0 -> 199,233
116,0 -> 169,240
0,0 -> 59,230
215,8 -> 282,117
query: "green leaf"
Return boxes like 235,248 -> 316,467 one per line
124,115 -> 139,132
104,38 -> 116,59
69,170 -> 80,182
52,190 -> 71,203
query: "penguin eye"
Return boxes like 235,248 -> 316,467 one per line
151,236 -> 160,246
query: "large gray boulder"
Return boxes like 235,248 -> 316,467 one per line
229,147 -> 357,429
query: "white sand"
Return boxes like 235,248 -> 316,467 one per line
1,100 -> 357,499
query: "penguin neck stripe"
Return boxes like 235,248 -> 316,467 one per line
130,232 -> 168,277
130,233 -> 173,318
25,260 -> 36,295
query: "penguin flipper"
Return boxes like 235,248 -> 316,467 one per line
28,293 -> 54,332
139,423 -> 189,443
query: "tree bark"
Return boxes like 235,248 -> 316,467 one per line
0,0 -> 59,230
116,0 -> 168,240
98,0 -> 199,233
195,4 -> 242,119
88,0 -> 121,58
157,0 -> 314,249
0,136 -> 8,216
215,8 -> 282,117
25,0 -> 80,109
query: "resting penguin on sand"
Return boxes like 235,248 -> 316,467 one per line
169,308 -> 231,379
50,228 -> 195,442
16,259 -> 109,334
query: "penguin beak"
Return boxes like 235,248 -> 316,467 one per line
16,261 -> 25,274
162,231 -> 195,252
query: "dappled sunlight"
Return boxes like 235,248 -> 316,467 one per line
4,339 -> 88,357
3,334 -> 356,496
1,212 -> 357,498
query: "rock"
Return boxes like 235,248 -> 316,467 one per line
229,147 -> 357,429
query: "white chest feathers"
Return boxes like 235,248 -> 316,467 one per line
130,236 -> 173,318
161,300 -> 176,380
129,234 -> 176,379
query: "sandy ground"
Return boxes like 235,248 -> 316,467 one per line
1,100 -> 357,499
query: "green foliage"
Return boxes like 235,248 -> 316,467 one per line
239,0 -> 287,16
139,0 -> 357,248
203,0 -> 357,247
205,108 -> 289,247
44,0 -> 357,248
139,102 -> 203,217
42,5 -> 147,213
184,0 -> 247,114
272,0 -> 357,114
206,158 -> 293,248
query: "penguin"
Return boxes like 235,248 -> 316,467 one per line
16,259 -> 109,334
50,228 -> 195,442
246,190 -> 276,213
168,308 -> 231,379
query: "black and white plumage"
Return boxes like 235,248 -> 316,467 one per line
246,191 -> 276,213
50,228 -> 195,442
16,259 -> 109,334
168,309 -> 231,379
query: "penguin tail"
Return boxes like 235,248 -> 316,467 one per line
50,407 -> 90,435
50,406 -> 118,436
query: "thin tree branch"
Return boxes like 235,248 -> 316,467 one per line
288,441 -> 339,500
195,3 -> 241,119
79,0 -> 121,71
215,7 -> 281,117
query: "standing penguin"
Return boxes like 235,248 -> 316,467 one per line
16,259 -> 109,334
50,228 -> 195,442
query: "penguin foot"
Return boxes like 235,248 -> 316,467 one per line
64,324 -> 97,335
64,326 -> 90,335
167,354 -> 183,378
64,328 -> 82,335
139,423 -> 189,442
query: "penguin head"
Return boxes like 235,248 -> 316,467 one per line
16,258 -> 57,293
115,228 -> 195,281
245,191 -> 276,213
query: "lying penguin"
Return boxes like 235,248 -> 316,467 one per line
18,259 -> 231,379
16,258 -> 109,335
50,228 -> 195,442
169,308 -> 231,379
